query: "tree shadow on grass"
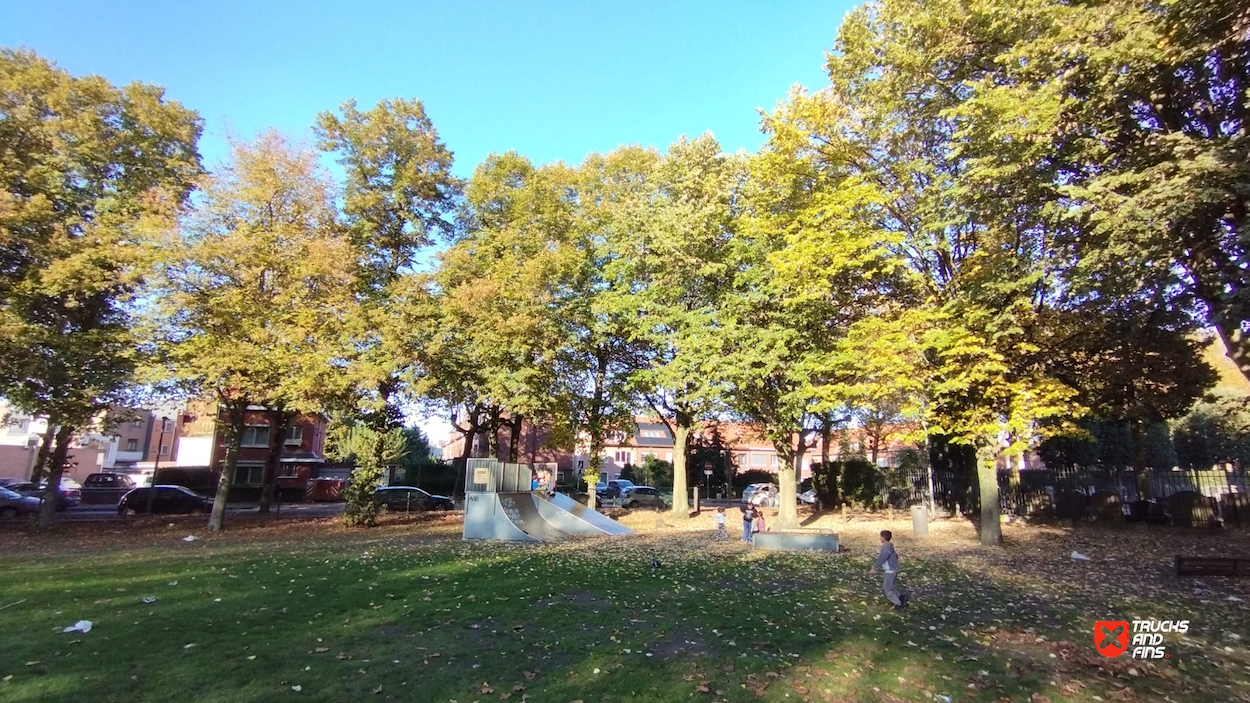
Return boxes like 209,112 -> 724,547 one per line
0,528 -> 1246,702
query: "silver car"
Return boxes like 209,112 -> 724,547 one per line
0,487 -> 42,518
620,486 -> 668,510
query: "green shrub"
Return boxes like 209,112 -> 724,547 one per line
840,458 -> 884,507
733,469 -> 775,490
811,462 -> 841,506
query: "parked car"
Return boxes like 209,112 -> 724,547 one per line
8,480 -> 81,510
0,487 -> 43,518
597,479 -> 636,501
82,472 -> 140,504
742,483 -> 779,507
798,489 -> 818,505
373,486 -> 455,512
620,485 -> 668,510
117,486 -> 213,515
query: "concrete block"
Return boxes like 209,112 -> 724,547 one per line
752,530 -> 839,552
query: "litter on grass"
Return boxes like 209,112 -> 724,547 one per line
61,620 -> 92,634
183,535 -> 200,542
1071,551 -> 1091,562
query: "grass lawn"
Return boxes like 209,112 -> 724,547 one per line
0,509 -> 1247,703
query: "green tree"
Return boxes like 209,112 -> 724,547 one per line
607,134 -> 742,518
760,0 -> 1090,543
427,153 -> 574,464
315,98 -> 461,521
328,423 -> 408,526
935,0 -> 1250,384
1172,392 -> 1250,470
0,50 -> 202,529
147,131 -> 353,531
545,148 -> 657,508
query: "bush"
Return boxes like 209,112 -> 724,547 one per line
733,469 -> 776,490
839,458 -> 883,508
621,456 -> 674,488
1167,490 -> 1219,528
393,461 -> 458,495
810,462 -> 841,506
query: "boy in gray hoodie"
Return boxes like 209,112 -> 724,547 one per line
868,530 -> 908,610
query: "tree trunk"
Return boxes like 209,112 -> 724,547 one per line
869,422 -> 881,466
670,420 -> 690,518
774,440 -> 800,530
209,398 -> 248,532
976,440 -> 1002,546
36,424 -> 75,530
30,413 -> 59,484
507,415 -> 522,463
259,408 -> 292,513
486,407 -> 502,459
1131,418 -> 1151,500
820,414 -> 831,466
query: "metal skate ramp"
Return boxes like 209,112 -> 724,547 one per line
539,492 -> 633,536
462,459 -> 632,542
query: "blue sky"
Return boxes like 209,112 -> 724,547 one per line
3,1 -> 859,439
2,0 -> 857,176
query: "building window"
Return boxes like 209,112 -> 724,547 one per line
849,441 -> 860,452
751,454 -> 767,467
639,429 -> 666,438
284,425 -> 303,446
614,450 -> 630,464
769,455 -> 779,467
664,452 -> 672,461
131,418 -> 143,428
734,453 -> 747,467
126,438 -> 139,451
641,452 -> 656,462
162,418 -> 174,433
278,464 -> 300,478
159,444 -> 170,457
240,426 -> 270,447
233,464 -> 264,485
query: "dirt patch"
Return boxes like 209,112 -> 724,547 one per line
650,631 -> 720,658
561,590 -> 610,607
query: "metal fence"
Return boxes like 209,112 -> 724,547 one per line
885,467 -> 1250,528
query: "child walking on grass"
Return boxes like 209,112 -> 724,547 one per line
868,530 -> 908,610
713,507 -> 728,542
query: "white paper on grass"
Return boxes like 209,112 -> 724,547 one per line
183,535 -> 200,542
62,620 -> 92,633
1071,551 -> 1091,562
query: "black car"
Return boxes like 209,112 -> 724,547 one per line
118,486 -> 213,515
83,472 -> 141,504
596,479 -> 635,502
9,481 -> 81,510
373,486 -> 455,512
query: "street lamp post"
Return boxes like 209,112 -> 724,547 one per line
145,417 -> 171,515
